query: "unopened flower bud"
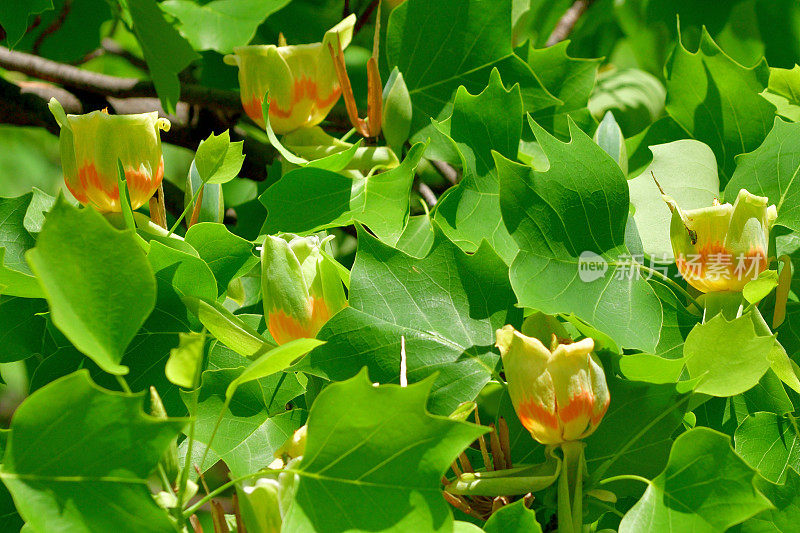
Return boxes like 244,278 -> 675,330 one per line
496,325 -> 609,445
261,235 -> 346,344
224,15 -> 355,134
48,99 -> 169,212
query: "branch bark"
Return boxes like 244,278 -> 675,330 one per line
545,0 -> 595,47
0,45 -> 241,112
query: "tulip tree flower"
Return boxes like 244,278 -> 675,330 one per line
224,15 -> 356,134
261,234 -> 347,345
48,99 -> 170,212
666,189 -> 777,293
496,322 -> 609,533
496,325 -> 610,446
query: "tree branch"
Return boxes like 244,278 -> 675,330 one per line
545,0 -> 595,47
0,45 -> 241,112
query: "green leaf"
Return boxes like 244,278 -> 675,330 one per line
261,143 -> 426,244
0,370 -> 184,533
127,0 -> 199,114
395,214 -> 435,258
761,65 -> 800,122
148,240 -> 218,324
184,296 -> 274,357
226,338 -> 324,398
744,270 -> 779,304
684,312 -> 775,397
588,68 -> 666,137
165,331 -> 205,389
526,40 -> 600,139
725,118 -> 800,232
185,161 -> 224,224
619,427 -> 772,533
386,0 -> 559,138
184,222 -> 258,295
587,377 -> 691,498
297,226 -> 521,414
182,368 -> 304,477
0,0 -> 53,47
194,130 -> 246,185
0,193 -> 43,298
0,296 -> 47,362
434,68 -> 523,264
741,468 -> 800,533
497,117 -> 662,351
382,67 -> 413,150
26,200 -> 157,375
628,140 -> 719,260
161,0 -> 289,53
735,412 -> 800,484
594,111 -> 628,175
665,28 -> 775,185
483,499 -> 542,533
282,370 -> 487,532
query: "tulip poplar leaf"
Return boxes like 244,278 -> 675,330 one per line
26,200 -> 157,375
0,371 -> 185,533
526,40 -> 600,139
741,468 -> 800,533
483,499 -> 542,533
735,412 -> 800,484
127,0 -> 199,114
0,193 -> 43,298
261,143 -> 427,244
185,222 -> 258,295
194,130 -> 246,185
181,367 -> 305,477
725,118 -> 800,232
497,117 -> 662,351
761,65 -> 800,123
0,0 -> 53,47
161,0 -> 290,54
665,28 -> 775,185
184,296 -> 275,357
386,0 -> 559,138
619,427 -> 773,533
586,377 -> 691,498
282,370 -> 488,532
683,312 -> 775,397
434,68 -> 523,264
296,225 -> 521,414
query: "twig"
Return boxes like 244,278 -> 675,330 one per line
32,0 -> 72,55
417,182 -> 437,207
354,0 -> 380,35
545,0 -> 595,47
0,45 -> 240,111
77,38 -> 148,70
431,160 -> 458,184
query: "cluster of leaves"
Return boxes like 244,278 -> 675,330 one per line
4,0 -> 800,532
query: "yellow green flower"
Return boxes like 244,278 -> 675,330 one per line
224,15 -> 355,134
49,99 -> 170,212
667,189 -> 777,293
495,324 -> 609,445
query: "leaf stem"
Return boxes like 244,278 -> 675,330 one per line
183,469 -> 279,518
638,263 -> 701,310
115,375 -> 131,393
598,474 -> 652,486
167,185 -> 205,237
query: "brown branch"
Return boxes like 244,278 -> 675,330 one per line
354,0 -> 380,35
76,38 -> 149,71
32,0 -> 72,54
545,0 -> 595,47
431,160 -> 458,185
0,45 -> 241,112
417,181 -> 437,207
